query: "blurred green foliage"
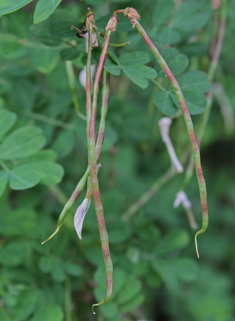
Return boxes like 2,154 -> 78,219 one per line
0,0 -> 235,320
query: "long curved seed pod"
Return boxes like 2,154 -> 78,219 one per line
89,17 -> 118,313
180,0 -> 227,192
42,15 -> 111,245
123,7 -> 208,258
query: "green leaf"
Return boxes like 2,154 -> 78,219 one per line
117,276 -> 142,305
60,48 -> 80,61
10,166 -> 41,190
33,0 -> 62,24
0,0 -> 34,15
0,170 -> 9,197
12,79 -> 35,110
30,24 -> 62,47
154,91 -> 178,116
174,71 -> 211,93
156,27 -> 181,45
157,48 -> 189,77
63,262 -> 83,277
10,161 -> 64,190
120,293 -> 145,313
48,21 -> 80,38
29,161 -> 64,185
0,242 -> 29,266
22,150 -> 58,164
39,257 -> 54,273
104,56 -> 121,76
152,258 -> 178,290
113,268 -> 127,295
30,305 -> 63,321
121,64 -> 157,89
51,262 -> 65,282
0,126 -> 46,160
171,1 -> 210,31
0,109 -> 17,140
104,51 -> 156,88
119,52 -> 151,65
14,290 -> 37,321
0,208 -> 36,236
173,258 -> 199,282
154,0 -> 175,26
33,48 -> 59,74
157,229 -> 190,255
100,303 -> 118,318
52,130 -> 75,158
170,91 -> 207,115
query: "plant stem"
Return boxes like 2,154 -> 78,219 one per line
65,61 -> 86,121
89,29 -> 113,313
208,0 -> 227,82
123,168 -> 175,221
23,111 -> 75,131
128,16 -> 208,258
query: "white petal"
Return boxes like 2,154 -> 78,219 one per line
158,117 -> 183,173
74,198 -> 91,239
174,191 -> 191,209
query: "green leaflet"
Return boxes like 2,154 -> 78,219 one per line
154,91 -> 178,117
155,71 -> 211,116
171,0 -> 210,31
30,305 -> 63,321
156,47 -> 189,77
60,48 -> 80,61
104,51 -> 157,89
0,109 -> 17,140
9,161 -> 64,190
0,126 -> 46,160
33,47 -> 59,74
0,170 -> 9,197
0,0 -> 34,15
174,71 -> 212,93
33,0 -> 62,24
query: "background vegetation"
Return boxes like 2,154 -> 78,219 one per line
0,0 -> 235,320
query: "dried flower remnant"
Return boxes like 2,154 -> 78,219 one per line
158,117 -> 183,173
174,191 -> 198,230
123,7 -> 140,27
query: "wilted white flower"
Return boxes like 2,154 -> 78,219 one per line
174,191 -> 198,230
174,191 -> 191,209
158,117 -> 183,173
79,64 -> 96,90
74,198 -> 91,239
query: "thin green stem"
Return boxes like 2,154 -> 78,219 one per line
152,79 -> 167,92
65,61 -> 86,121
0,159 -> 10,172
23,111 -> 75,131
123,168 -> 175,221
124,11 -> 208,258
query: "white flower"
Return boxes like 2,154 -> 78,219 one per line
74,198 -> 91,240
158,117 -> 183,173
173,191 -> 191,209
79,64 -> 96,90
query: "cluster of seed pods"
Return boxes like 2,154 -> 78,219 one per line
43,6 -> 210,312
